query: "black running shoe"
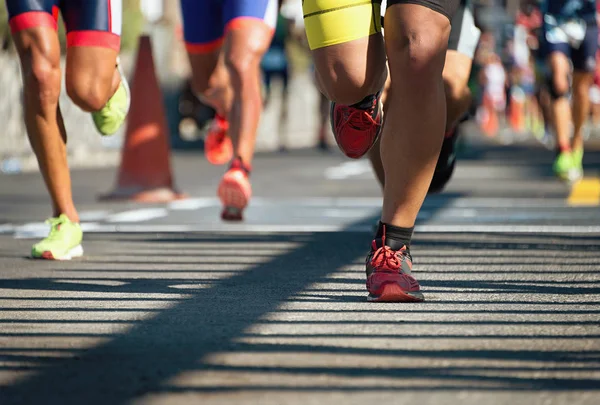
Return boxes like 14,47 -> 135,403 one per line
429,126 -> 459,194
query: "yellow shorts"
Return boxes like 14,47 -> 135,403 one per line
303,0 -> 382,50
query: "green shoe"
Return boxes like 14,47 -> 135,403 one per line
572,148 -> 584,167
31,214 -> 83,260
553,151 -> 582,182
572,148 -> 584,180
92,60 -> 130,136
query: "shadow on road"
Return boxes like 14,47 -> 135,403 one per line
1,215 -> 600,403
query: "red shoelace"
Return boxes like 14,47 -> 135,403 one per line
343,108 -> 378,131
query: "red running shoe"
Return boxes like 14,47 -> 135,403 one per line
329,92 -> 382,159
217,158 -> 251,221
365,229 -> 424,302
205,114 -> 233,165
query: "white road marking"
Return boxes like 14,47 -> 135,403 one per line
322,209 -> 378,218
168,198 -> 217,211
324,161 -> 372,180
0,224 -> 15,233
106,208 -> 168,223
78,210 -> 111,221
3,223 -> 600,238
55,279 -> 127,287
13,222 -> 102,239
415,224 -> 600,234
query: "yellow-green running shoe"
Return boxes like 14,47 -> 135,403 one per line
572,148 -> 584,172
92,60 -> 130,136
553,151 -> 582,182
31,214 -> 83,260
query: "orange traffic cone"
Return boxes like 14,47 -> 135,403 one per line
478,94 -> 499,137
100,35 -> 186,203
509,88 -> 526,133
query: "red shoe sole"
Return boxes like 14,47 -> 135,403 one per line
368,282 -> 424,302
218,174 -> 250,222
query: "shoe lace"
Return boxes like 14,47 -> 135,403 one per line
44,217 -> 66,241
345,108 -> 378,131
371,232 -> 403,272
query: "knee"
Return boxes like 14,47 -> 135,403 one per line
24,53 -> 61,105
225,46 -> 264,86
549,73 -> 570,99
387,24 -> 450,84
66,73 -> 112,112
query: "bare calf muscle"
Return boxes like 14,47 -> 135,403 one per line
181,0 -> 276,221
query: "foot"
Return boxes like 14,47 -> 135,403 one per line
429,126 -> 459,194
31,214 -> 83,260
365,231 -> 424,302
330,92 -> 382,159
205,115 -> 233,165
553,151 -> 582,182
92,59 -> 131,136
218,158 -> 252,221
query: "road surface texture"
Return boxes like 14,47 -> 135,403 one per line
0,132 -> 599,404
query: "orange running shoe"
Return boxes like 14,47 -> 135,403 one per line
217,158 -> 252,221
205,115 -> 233,165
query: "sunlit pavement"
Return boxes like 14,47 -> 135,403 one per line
1,130 -> 599,404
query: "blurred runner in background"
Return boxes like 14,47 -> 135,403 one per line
181,0 -> 277,220
261,1 -> 292,152
280,0 -> 331,150
540,0 -> 598,181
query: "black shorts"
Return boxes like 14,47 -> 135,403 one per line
386,0 -> 460,21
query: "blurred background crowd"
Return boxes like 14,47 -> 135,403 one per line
1,0 -> 599,172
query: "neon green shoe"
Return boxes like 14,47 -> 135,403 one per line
92,60 -> 130,136
31,214 -> 83,260
572,148 -> 584,168
553,151 -> 581,182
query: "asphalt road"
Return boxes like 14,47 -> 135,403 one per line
0,133 -> 599,404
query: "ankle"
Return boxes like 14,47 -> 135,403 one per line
54,211 -> 79,223
375,221 -> 414,251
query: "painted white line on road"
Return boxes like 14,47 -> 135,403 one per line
78,210 -> 111,221
415,224 -> 600,233
252,197 -> 382,207
322,209 -> 379,218
3,223 -> 600,237
106,208 -> 168,223
0,224 -> 14,233
169,283 -> 212,289
449,198 -> 571,208
12,222 -> 48,239
13,222 -> 102,239
168,198 -> 217,211
324,161 -> 372,180
56,279 -> 127,287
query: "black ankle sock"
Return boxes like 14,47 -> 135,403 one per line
351,93 -> 378,110
375,221 -> 414,251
